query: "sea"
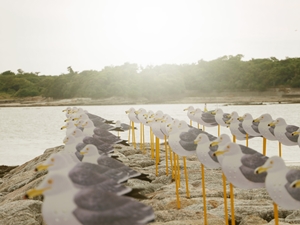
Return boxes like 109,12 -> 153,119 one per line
1,103 -> 300,166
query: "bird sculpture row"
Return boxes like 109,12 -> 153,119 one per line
25,106 -> 155,225
125,105 -> 300,225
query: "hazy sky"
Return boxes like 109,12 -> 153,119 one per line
1,0 -> 299,75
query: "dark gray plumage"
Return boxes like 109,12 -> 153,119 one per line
73,188 -> 155,225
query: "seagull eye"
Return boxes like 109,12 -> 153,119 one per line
87,148 -> 89,150
51,158 -> 55,162
48,179 -> 53,184
270,160 -> 273,164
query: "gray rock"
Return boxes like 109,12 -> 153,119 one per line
0,200 -> 43,225
239,215 -> 268,225
285,210 -> 300,224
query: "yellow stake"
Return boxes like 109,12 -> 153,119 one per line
230,183 -> 236,225
201,164 -> 207,225
190,119 -> 192,126
183,157 -> 190,198
233,135 -> 236,143
246,133 -> 249,147
279,142 -> 282,157
150,128 -> 154,159
173,152 -> 181,209
218,124 -> 220,136
222,173 -> 229,225
169,146 -> 174,179
273,202 -> 279,225
164,135 -> 169,175
155,137 -> 160,176
177,154 -> 180,187
263,137 -> 267,155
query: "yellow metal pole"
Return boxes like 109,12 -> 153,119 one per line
177,154 -> 180,187
263,137 -> 267,156
173,152 -> 180,209
169,146 -> 174,179
279,142 -> 282,157
183,157 -> 190,198
230,183 -> 235,225
164,135 -> 169,175
222,173 -> 229,225
150,128 -> 154,159
155,137 -> 160,176
201,164 -> 207,225
246,133 -> 249,147
273,202 -> 279,225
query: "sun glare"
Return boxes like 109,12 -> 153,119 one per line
102,1 -> 196,65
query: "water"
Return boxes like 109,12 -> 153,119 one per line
1,103 -> 300,166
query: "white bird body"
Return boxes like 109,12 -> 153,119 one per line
213,108 -> 230,127
257,156 -> 300,210
184,106 -> 195,121
271,118 -> 298,146
168,121 -> 196,156
255,113 -> 277,141
241,113 -> 261,137
38,174 -> 82,225
195,134 -> 220,169
126,108 -> 140,123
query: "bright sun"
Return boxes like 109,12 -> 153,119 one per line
102,1 -> 196,65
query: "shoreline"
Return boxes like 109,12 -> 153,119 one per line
1,95 -> 300,107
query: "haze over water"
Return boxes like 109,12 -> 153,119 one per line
1,103 -> 300,166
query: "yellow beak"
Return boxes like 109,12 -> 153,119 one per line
253,118 -> 260,123
213,150 -> 228,156
25,187 -> 49,198
268,121 -> 277,127
35,164 -> 52,172
254,166 -> 269,174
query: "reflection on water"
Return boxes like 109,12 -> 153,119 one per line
1,103 -> 300,166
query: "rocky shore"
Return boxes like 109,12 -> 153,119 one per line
1,143 -> 300,225
2,88 -> 300,107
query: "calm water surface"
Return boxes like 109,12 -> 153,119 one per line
1,103 -> 300,166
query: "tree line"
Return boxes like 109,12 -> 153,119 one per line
1,55 -> 300,99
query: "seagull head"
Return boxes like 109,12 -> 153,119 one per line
213,142 -> 239,157
255,156 -> 286,174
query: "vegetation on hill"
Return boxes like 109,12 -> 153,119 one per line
1,55 -> 300,100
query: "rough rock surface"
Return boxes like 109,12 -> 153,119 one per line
0,143 -> 300,225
